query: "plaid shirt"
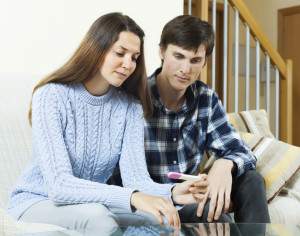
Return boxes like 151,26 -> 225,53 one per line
144,68 -> 256,184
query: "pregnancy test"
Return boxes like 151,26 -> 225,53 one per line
168,172 -> 203,182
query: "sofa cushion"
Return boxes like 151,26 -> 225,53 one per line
228,109 -> 275,138
239,131 -> 300,202
267,170 -> 300,223
0,206 -> 64,234
268,195 -> 300,223
0,73 -> 40,207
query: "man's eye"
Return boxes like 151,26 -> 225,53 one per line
174,55 -> 183,59
192,59 -> 202,64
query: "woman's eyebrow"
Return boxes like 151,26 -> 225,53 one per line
117,46 -> 140,55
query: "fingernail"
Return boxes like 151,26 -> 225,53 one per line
189,188 -> 193,192
208,217 -> 212,222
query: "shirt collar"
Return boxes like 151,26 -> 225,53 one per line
149,67 -> 195,115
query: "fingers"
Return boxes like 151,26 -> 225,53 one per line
198,223 -> 209,236
225,223 -> 230,236
190,177 -> 209,199
214,189 -> 225,221
151,208 -> 165,226
131,192 -> 181,229
157,199 -> 181,229
223,188 -> 231,214
191,193 -> 205,202
208,192 -> 217,222
197,192 -> 209,217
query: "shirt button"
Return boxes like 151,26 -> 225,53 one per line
173,138 -> 177,141
173,160 -> 177,164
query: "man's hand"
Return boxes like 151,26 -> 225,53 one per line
172,174 -> 208,205
197,159 -> 234,222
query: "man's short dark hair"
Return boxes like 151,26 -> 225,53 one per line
159,15 -> 215,57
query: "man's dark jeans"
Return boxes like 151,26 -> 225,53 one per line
178,170 -> 271,223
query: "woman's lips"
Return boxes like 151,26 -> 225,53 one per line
116,71 -> 127,78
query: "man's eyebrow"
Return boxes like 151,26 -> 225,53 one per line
172,51 -> 204,59
172,51 -> 184,55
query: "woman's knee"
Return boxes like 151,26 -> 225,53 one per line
79,203 -> 119,228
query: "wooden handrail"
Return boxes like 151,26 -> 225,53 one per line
228,0 -> 288,79
227,0 -> 292,143
198,0 -> 209,84
194,0 -> 293,143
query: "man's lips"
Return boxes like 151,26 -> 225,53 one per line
176,75 -> 189,82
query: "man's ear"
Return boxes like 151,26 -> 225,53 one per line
203,59 -> 207,68
158,47 -> 164,60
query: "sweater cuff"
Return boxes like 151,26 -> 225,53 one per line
109,187 -> 137,213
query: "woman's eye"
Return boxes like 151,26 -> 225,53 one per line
116,52 -> 124,57
132,57 -> 138,62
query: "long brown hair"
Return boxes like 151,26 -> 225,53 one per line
28,12 -> 152,126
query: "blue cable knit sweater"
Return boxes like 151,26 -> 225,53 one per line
6,83 -> 174,220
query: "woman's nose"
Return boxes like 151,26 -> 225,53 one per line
122,57 -> 132,70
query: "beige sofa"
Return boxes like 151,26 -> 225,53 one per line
0,73 -> 299,234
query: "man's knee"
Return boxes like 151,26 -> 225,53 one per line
234,170 -> 266,193
179,203 -> 232,223
243,170 -> 265,185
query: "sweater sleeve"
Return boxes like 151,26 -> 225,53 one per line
31,84 -> 135,212
118,100 -> 174,201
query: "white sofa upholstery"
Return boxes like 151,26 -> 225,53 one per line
0,73 -> 299,234
0,73 -> 66,234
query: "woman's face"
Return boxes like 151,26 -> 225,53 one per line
99,31 -> 141,88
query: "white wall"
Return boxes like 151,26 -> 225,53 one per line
0,0 -> 183,77
244,0 -> 300,49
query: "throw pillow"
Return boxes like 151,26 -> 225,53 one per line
239,131 -> 300,202
228,110 -> 275,138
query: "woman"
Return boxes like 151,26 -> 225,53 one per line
6,12 -> 207,230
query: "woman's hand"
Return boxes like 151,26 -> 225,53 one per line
171,174 -> 208,205
130,192 -> 181,229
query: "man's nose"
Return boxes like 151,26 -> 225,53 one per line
181,61 -> 191,74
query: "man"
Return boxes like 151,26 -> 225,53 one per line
144,15 -> 270,223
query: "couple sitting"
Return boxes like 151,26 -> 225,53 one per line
6,12 -> 270,230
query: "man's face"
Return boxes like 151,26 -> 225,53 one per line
159,44 -> 206,92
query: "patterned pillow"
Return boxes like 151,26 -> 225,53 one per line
239,131 -> 300,202
228,110 -> 275,138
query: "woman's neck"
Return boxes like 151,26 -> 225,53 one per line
83,72 -> 110,96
